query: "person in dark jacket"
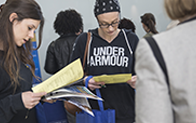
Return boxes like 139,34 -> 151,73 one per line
44,9 -> 83,74
0,0 -> 46,123
70,0 -> 139,122
44,9 -> 83,123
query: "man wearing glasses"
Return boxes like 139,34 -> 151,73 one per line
70,0 -> 139,123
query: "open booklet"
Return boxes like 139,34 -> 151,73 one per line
32,59 -> 102,116
32,58 -> 84,93
43,86 -> 103,116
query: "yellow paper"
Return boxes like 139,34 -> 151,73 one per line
32,59 -> 84,93
93,74 -> 132,84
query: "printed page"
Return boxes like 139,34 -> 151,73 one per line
32,59 -> 84,93
93,73 -> 132,84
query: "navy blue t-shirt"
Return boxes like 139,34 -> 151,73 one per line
71,28 -> 139,123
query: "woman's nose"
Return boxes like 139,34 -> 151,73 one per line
29,31 -> 34,39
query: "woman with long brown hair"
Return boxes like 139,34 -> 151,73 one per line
0,0 -> 46,122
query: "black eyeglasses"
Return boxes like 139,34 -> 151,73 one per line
99,21 -> 120,28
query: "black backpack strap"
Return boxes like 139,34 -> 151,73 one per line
145,37 -> 170,88
145,36 -> 175,122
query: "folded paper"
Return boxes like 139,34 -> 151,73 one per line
93,74 -> 132,84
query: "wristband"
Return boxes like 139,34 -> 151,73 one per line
85,76 -> 93,88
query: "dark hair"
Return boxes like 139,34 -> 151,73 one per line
119,17 -> 136,33
141,13 -> 158,34
0,0 -> 44,90
54,9 -> 83,35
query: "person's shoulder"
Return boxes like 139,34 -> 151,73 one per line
55,34 -> 76,46
75,32 -> 89,43
143,33 -> 152,38
122,29 -> 139,43
122,29 -> 138,38
88,28 -> 98,34
153,25 -> 178,44
123,29 -> 134,34
75,28 -> 97,44
49,41 -> 56,46
47,41 -> 56,51
78,32 -> 88,39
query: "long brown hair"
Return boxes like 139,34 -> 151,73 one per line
0,0 -> 44,91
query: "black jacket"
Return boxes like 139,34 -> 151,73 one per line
0,51 -> 37,123
44,33 -> 78,74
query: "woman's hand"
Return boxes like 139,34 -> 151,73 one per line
22,91 -> 46,109
127,75 -> 137,89
86,77 -> 105,91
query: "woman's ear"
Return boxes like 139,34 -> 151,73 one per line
9,13 -> 18,23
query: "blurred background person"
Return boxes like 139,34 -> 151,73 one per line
118,17 -> 136,33
44,8 -> 83,123
140,13 -> 158,38
135,0 -> 196,123
44,9 -> 83,74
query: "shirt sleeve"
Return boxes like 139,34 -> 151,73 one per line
135,38 -> 173,123
44,41 -> 59,74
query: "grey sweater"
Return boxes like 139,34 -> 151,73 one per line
135,17 -> 196,123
